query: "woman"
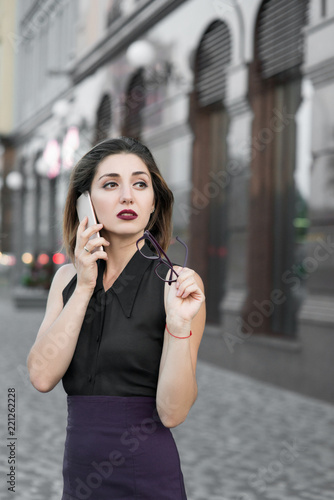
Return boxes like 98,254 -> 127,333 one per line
27,137 -> 206,499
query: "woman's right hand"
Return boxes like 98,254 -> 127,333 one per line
74,216 -> 110,293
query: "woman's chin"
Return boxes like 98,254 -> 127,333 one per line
102,226 -> 145,238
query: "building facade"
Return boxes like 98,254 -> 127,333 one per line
0,0 -> 17,258
4,0 -> 334,401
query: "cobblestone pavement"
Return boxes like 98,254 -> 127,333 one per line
0,283 -> 334,500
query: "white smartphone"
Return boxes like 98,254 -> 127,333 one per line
76,191 -> 103,252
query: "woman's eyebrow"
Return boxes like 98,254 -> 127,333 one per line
98,171 -> 150,181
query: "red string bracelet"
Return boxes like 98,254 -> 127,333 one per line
165,323 -> 192,339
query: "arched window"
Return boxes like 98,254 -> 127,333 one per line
93,94 -> 112,145
257,0 -> 307,80
122,69 -> 145,140
189,20 -> 231,325
243,0 -> 309,336
195,20 -> 231,107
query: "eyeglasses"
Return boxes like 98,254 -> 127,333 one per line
136,230 -> 188,286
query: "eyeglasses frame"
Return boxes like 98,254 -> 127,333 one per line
136,230 -> 188,286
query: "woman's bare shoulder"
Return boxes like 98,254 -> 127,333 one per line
34,263 -> 77,342
53,263 -> 77,290
57,262 -> 76,279
43,263 -> 77,313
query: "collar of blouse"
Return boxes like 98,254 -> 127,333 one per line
95,241 -> 159,318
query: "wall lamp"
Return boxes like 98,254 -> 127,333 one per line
126,39 -> 179,87
5,171 -> 23,191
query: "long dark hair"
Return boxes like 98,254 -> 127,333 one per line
63,137 -> 174,261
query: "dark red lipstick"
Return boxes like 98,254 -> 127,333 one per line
117,209 -> 138,220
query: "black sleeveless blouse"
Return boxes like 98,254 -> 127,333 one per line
61,242 -> 171,397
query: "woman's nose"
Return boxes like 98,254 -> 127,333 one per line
119,185 -> 133,203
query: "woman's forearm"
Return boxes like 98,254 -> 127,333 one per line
156,318 -> 197,428
27,286 -> 92,392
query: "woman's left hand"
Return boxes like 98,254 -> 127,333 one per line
165,266 -> 205,324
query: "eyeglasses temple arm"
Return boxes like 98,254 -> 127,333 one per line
145,231 -> 175,269
175,236 -> 189,268
168,267 -> 176,286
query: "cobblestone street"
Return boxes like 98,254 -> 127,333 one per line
0,282 -> 334,500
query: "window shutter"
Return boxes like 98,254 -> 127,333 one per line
122,69 -> 145,140
257,0 -> 309,80
94,94 -> 112,144
195,20 -> 232,108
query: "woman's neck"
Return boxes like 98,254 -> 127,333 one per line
102,233 -> 145,282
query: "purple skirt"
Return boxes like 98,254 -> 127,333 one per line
61,395 -> 187,500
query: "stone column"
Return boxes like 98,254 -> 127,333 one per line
220,63 -> 253,336
300,7 -> 334,308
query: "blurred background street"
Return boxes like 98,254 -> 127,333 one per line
1,0 -> 334,498
0,280 -> 334,500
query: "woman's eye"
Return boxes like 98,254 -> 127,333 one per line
103,181 -> 147,189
